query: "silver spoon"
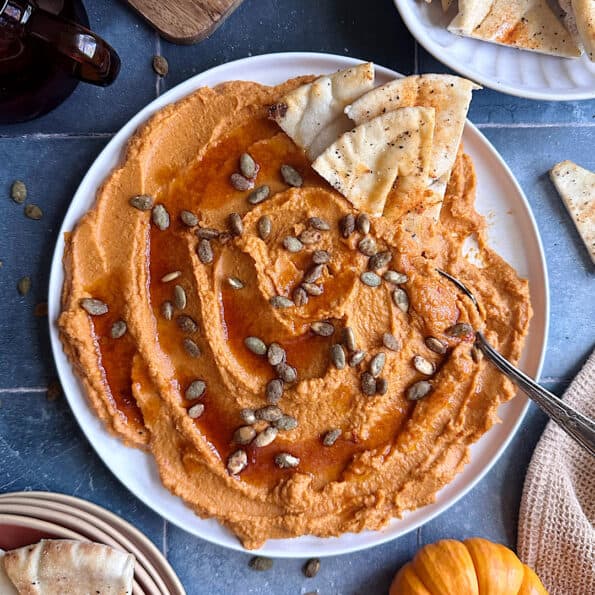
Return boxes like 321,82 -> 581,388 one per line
438,269 -> 595,457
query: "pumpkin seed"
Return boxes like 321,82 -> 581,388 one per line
10,180 -> 27,204
188,403 -> 204,419
323,428 -> 342,446
312,249 -> 330,264
197,238 -> 213,264
267,342 -> 286,366
230,172 -> 253,191
280,164 -> 303,187
228,212 -> 243,236
293,286 -> 309,306
376,378 -> 388,395
413,355 -> 435,376
308,217 -> 330,231
311,321 -> 334,337
356,213 -> 370,234
471,345 -> 483,363
24,204 -> 42,220
173,284 -> 187,309
80,298 -> 108,316
342,327 -> 357,351
368,251 -> 392,270
358,236 -> 376,256
275,362 -> 297,383
339,213 -> 355,238
349,349 -> 366,367
330,344 -> 346,370
152,54 -> 168,76
407,380 -> 432,401
425,336 -> 447,354
240,408 -> 256,425
255,405 -> 283,422
303,263 -> 324,283
152,204 -> 170,230
303,558 -> 321,578
17,276 -> 31,296
446,322 -> 474,338
227,276 -> 244,289
160,301 -> 173,320
176,315 -> 198,333
180,210 -> 198,227
185,380 -> 206,400
183,338 -> 201,358
283,236 -> 303,253
240,153 -> 259,179
248,185 -> 270,205
266,378 -> 284,404
360,271 -> 381,287
129,195 -> 153,211
299,229 -> 322,245
275,452 -> 300,468
369,352 -> 386,377
383,270 -> 408,284
361,372 -> 377,396
161,270 -> 181,283
301,282 -> 323,296
227,449 -> 248,475
110,320 -> 127,339
257,215 -> 272,240
244,336 -> 267,355
274,415 -> 298,431
392,288 -> 409,313
233,426 -> 256,445
270,295 -> 294,308
196,227 -> 220,240
253,426 -> 278,447
249,556 -> 272,571
382,332 -> 401,352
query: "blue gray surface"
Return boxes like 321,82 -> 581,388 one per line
0,0 -> 594,593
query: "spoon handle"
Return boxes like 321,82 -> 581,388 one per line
476,332 -> 595,457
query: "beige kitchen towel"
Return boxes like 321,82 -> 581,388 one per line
518,350 -> 595,594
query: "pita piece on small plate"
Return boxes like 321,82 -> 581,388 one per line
0,550 -> 18,595
550,160 -> 595,264
571,0 -> 595,61
448,0 -> 582,58
312,106 -> 435,217
3,539 -> 135,595
269,62 -> 375,160
345,74 -> 479,201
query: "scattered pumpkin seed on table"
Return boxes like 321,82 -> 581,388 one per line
303,558 -> 321,578
24,204 -> 42,220
249,556 -> 272,571
10,180 -> 27,204
17,276 -> 31,296
152,55 -> 168,76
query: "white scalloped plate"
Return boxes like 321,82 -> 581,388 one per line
394,0 -> 595,100
48,53 -> 548,557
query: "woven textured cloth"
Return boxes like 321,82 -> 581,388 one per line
518,350 -> 595,594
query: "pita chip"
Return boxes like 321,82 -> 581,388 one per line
550,160 -> 595,264
572,0 -> 595,60
3,539 -> 135,595
312,107 -> 435,217
448,0 -> 582,58
0,550 -> 18,595
269,62 -> 375,160
345,74 -> 479,200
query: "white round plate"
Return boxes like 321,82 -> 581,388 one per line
48,52 -> 549,558
394,0 -> 595,100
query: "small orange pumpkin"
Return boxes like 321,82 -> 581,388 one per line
390,538 -> 548,595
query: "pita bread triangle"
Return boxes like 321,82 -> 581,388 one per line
571,0 -> 595,60
312,107 -> 436,217
269,62 -> 375,160
448,0 -> 582,58
550,160 -> 595,264
345,74 -> 479,201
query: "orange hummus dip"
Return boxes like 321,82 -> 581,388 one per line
58,77 -> 532,549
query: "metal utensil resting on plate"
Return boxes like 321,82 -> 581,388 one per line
438,269 -> 595,457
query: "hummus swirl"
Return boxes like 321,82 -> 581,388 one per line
59,78 -> 532,549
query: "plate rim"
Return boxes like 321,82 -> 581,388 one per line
47,51 -> 549,558
393,0 -> 595,101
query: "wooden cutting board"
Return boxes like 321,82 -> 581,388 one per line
125,0 -> 244,44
